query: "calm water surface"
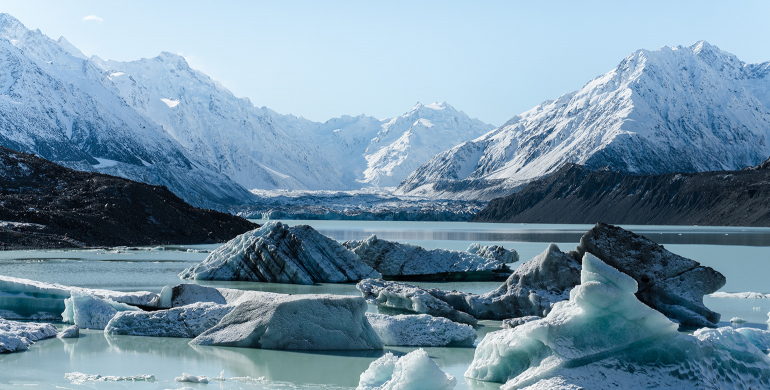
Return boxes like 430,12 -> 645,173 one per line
0,221 -> 768,389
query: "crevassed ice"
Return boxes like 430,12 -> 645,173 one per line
465,253 -> 770,390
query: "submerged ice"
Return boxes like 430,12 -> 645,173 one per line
464,253 -> 770,390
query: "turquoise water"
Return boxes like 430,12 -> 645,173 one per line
0,221 -> 768,389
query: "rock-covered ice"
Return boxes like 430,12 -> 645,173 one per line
365,313 -> 475,347
0,318 -> 58,353
57,324 -> 79,339
576,223 -> 726,327
357,279 -> 477,325
180,221 -> 381,284
357,349 -> 456,390
464,253 -> 770,389
0,275 -> 156,320
62,291 -> 141,330
191,293 -> 382,350
344,235 -> 509,280
467,243 -> 519,264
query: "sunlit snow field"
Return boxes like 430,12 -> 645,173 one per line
0,221 -> 768,389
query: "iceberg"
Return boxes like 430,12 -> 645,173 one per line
357,279 -> 477,325
62,291 -> 141,330
179,221 -> 381,284
175,373 -> 209,383
357,349 -> 456,390
191,293 -> 383,350
576,223 -> 725,327
467,243 -> 519,264
0,318 -> 58,353
365,313 -> 475,347
464,253 -> 770,390
501,316 -> 541,329
344,235 -> 510,280
0,275 -> 157,320
106,301 -> 235,338
710,291 -> 770,299
57,324 -> 79,339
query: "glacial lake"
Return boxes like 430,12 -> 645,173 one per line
0,221 -> 769,389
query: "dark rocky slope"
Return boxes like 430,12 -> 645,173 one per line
0,146 -> 257,249
472,159 -> 770,226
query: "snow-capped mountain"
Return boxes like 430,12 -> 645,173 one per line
0,14 -> 253,210
312,102 -> 494,187
397,41 -> 770,200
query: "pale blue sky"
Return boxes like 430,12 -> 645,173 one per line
2,0 -> 769,126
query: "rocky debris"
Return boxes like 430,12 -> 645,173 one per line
365,313 -> 476,347
179,221 -> 380,284
357,349 -> 457,390
190,294 -> 382,350
467,243 -> 519,264
0,146 -> 257,249
501,316 -> 541,329
576,223 -> 725,328
0,318 -> 58,353
357,279 -> 477,326
57,325 -> 79,339
344,235 -> 510,281
464,254 -> 770,390
473,161 -> 770,227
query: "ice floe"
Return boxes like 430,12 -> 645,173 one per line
62,291 -> 141,330
357,279 -> 477,325
711,291 -> 770,299
464,253 -> 770,389
730,317 -> 747,323
344,234 -> 509,280
357,349 -> 456,390
64,372 -> 156,382
191,293 -> 383,350
365,313 -> 475,347
106,301 -> 235,338
467,243 -> 519,264
57,324 -> 79,339
180,221 -> 380,284
0,318 -> 57,353
0,275 -> 157,320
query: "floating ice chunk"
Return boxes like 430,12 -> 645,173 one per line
64,372 -> 155,382
357,279 -> 477,325
357,349 -> 456,390
191,293 -> 382,350
464,254 -> 770,389
365,313 -> 475,347
180,222 -> 380,284
0,318 -> 58,353
57,324 -> 79,339
175,373 -> 209,383
467,243 -> 519,263
730,317 -> 747,323
501,316 -> 541,329
0,275 -> 157,320
106,301 -> 235,338
62,291 -> 141,330
710,291 -> 770,299
345,235 -> 509,280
